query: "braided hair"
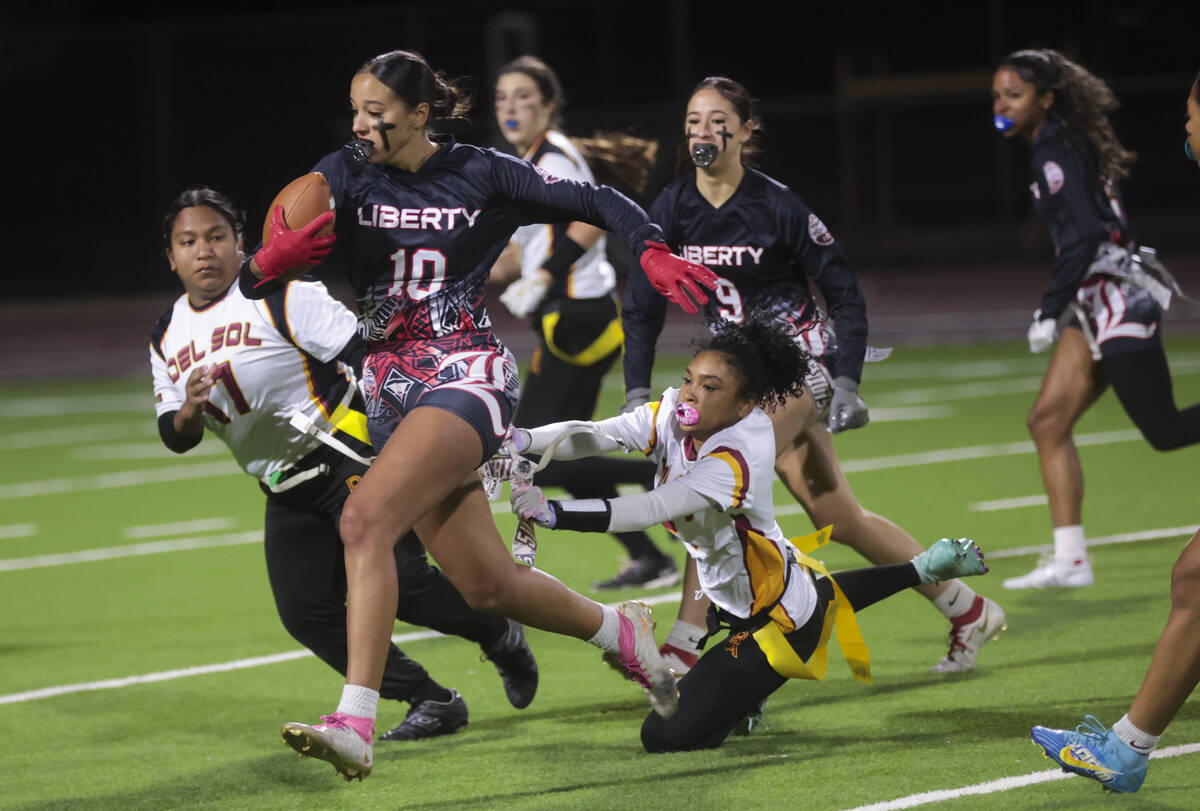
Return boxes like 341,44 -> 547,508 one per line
999,49 -> 1136,182
696,317 -> 810,412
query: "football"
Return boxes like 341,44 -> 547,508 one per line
260,172 -> 336,277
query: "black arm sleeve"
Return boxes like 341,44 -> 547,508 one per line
622,258 -> 669,393
540,231 -> 588,281
787,200 -> 868,384
238,250 -> 283,301
1033,135 -> 1108,319
621,190 -> 673,394
158,411 -> 203,454
490,150 -> 664,260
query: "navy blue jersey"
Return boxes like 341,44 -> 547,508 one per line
312,135 -> 662,342
623,168 -> 868,392
1028,119 -> 1129,319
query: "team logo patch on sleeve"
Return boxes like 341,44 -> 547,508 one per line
807,213 -> 835,246
533,165 -> 564,184
1042,161 -> 1065,194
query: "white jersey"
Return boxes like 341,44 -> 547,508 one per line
150,280 -> 359,480
598,387 -> 818,630
511,129 -> 616,299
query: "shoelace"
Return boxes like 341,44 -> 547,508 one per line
318,714 -> 348,729
1074,714 -> 1113,747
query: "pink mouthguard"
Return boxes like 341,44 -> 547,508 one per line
675,402 -> 700,426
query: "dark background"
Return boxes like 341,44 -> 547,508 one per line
3,0 -> 1198,300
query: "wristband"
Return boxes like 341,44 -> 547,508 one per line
239,255 -> 283,301
548,499 -> 612,533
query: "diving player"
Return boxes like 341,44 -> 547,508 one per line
508,316 -> 990,751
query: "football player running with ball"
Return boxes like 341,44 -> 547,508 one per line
151,186 -> 538,744
622,76 -> 1004,678
508,317 -> 990,751
239,49 -> 718,780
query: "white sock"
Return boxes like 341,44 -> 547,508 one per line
1052,525 -> 1087,565
664,619 -> 706,652
337,683 -> 380,720
931,580 -> 978,620
1113,714 -> 1160,755
587,604 -> 622,653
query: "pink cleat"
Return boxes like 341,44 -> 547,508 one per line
281,712 -> 374,781
610,601 -> 679,718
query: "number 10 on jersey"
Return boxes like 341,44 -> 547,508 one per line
387,248 -> 447,300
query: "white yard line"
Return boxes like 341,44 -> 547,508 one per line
0,531 -> 263,572
841,429 -> 1141,473
864,405 -> 953,422
123,517 -> 238,539
842,743 -> 1200,810
0,593 -> 683,706
0,424 -> 146,450
0,460 -> 241,500
988,525 -> 1199,560
0,394 -> 148,417
72,442 -> 230,460
0,524 -> 36,540
969,495 -> 1048,512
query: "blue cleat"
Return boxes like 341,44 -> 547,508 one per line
1030,715 -> 1148,793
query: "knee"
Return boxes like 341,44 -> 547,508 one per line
338,498 -> 382,552
1141,427 -> 1184,452
453,569 -> 515,614
275,595 -> 339,645
1026,402 -> 1067,443
640,712 -> 673,753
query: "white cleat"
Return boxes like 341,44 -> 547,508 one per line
281,713 -> 373,781
1002,556 -> 1093,590
930,596 -> 1006,673
611,601 -> 679,718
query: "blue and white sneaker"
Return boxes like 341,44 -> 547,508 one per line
1030,715 -> 1148,793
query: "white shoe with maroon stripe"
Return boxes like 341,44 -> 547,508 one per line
930,596 -> 1006,673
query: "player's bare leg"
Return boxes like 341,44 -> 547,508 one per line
1007,327 -> 1107,589
771,391 -> 1003,671
1128,529 -> 1200,735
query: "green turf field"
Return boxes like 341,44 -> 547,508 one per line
3,336 -> 1200,810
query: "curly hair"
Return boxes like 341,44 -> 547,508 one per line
999,49 -> 1136,182
695,317 -> 810,412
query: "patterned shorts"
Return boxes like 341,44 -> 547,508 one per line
360,330 -> 521,461
1068,276 -> 1162,358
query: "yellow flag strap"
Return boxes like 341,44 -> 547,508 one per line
541,310 -> 624,367
752,525 -> 872,684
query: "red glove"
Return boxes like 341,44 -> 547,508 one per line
639,241 -> 719,314
253,206 -> 336,286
